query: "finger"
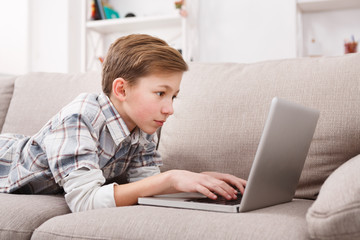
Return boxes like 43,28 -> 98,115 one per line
239,179 -> 247,193
201,173 -> 247,195
227,177 -> 247,194
208,181 -> 237,200
236,183 -> 245,194
213,186 -> 233,200
240,179 -> 247,187
200,174 -> 239,199
216,175 -> 242,193
232,179 -> 247,194
195,185 -> 217,200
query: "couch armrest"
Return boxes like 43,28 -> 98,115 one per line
306,154 -> 360,240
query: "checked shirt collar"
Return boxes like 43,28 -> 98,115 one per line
98,93 -> 142,146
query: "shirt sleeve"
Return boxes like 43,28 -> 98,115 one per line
43,113 -> 100,184
127,133 -> 162,182
127,166 -> 161,183
60,168 -> 117,212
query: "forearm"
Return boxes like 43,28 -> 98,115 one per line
114,171 -> 177,206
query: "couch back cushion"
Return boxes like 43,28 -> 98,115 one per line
158,53 -> 360,199
1,72 -> 102,136
0,77 -> 15,132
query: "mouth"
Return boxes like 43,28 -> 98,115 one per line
154,120 -> 165,126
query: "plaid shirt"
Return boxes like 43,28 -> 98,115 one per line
0,93 -> 162,194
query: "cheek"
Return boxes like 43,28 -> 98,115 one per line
132,96 -> 158,119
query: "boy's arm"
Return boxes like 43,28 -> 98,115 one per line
117,132 -> 246,206
114,170 -> 246,206
61,168 -> 117,212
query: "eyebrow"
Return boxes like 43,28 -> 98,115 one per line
158,85 -> 180,94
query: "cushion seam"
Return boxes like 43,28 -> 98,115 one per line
33,230 -> 112,240
0,228 -> 33,234
309,201 -> 360,218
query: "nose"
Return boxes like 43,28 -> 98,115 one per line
161,100 -> 174,116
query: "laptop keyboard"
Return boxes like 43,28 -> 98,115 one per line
186,192 -> 243,205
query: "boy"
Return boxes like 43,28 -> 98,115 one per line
0,34 -> 246,212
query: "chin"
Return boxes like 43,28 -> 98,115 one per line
140,127 -> 157,135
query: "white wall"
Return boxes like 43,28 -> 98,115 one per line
1,1 -> 359,75
0,0 -> 82,75
30,0 -> 82,73
301,8 -> 360,57
0,0 -> 29,75
29,0 -> 68,73
194,0 -> 298,63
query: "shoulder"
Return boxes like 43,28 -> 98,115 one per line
52,93 -> 103,129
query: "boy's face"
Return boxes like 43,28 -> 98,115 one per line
116,72 -> 182,135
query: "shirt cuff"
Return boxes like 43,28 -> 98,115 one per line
93,182 -> 117,209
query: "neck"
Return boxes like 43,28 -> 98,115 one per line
109,94 -> 136,132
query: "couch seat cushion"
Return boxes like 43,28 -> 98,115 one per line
0,193 -> 70,240
32,199 -> 312,240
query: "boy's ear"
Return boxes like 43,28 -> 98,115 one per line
112,78 -> 127,101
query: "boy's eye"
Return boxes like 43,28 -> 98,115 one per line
156,92 -> 165,97
172,95 -> 177,100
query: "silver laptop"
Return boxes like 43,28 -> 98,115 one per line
138,97 -> 320,213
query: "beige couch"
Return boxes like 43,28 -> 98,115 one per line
0,54 -> 359,240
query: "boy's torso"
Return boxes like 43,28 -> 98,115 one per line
0,93 -> 161,194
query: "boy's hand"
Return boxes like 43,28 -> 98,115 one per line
167,170 -> 247,201
201,172 -> 247,195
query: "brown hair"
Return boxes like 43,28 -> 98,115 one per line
102,34 -> 188,96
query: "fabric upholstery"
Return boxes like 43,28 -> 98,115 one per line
306,154 -> 360,240
158,53 -> 360,200
0,193 -> 70,240
0,77 -> 15,132
32,199 -> 312,240
1,72 -> 102,136
1,54 -> 359,240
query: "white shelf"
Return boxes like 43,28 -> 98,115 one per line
86,14 -> 181,34
298,0 -> 360,12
